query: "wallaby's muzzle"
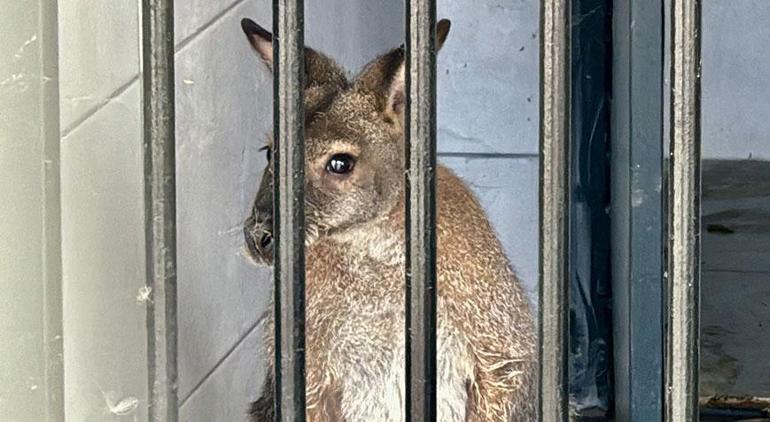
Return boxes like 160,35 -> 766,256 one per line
244,213 -> 273,265
244,167 -> 274,265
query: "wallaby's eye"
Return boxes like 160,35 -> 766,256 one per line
326,154 -> 355,175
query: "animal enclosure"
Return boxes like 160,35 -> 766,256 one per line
2,0 -> 769,421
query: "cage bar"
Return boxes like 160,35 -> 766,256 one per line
141,0 -> 179,420
272,0 -> 307,420
404,0 -> 438,420
665,0 -> 702,420
610,0 -> 666,419
538,0 -> 571,420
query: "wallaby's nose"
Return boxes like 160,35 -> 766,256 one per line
243,213 -> 274,265
259,231 -> 273,248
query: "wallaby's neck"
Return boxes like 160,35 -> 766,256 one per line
327,208 -> 405,267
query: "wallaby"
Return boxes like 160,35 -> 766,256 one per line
240,17 -> 537,422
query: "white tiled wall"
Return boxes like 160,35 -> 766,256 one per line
174,0 -> 271,406
58,1 -> 149,420
61,83 -> 149,422
58,0 -> 141,132
701,1 -> 770,160
437,0 -> 540,155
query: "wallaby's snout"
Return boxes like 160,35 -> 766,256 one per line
243,211 -> 272,264
244,164 -> 273,265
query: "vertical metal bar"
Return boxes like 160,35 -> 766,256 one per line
539,0 -> 571,420
610,0 -> 666,420
404,0 -> 438,420
273,0 -> 306,420
666,0 -> 701,420
141,0 -> 178,420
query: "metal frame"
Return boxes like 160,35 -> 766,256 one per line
272,0 -> 307,420
141,0 -> 179,420
610,0 -> 666,420
539,0 -> 572,420
404,0 -> 439,420
665,0 -> 702,419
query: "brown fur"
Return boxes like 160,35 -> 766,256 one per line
240,17 -> 536,421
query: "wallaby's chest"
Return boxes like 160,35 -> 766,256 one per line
303,257 -> 469,422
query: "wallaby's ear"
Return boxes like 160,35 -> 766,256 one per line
385,19 -> 451,122
241,18 -> 274,68
241,17 -> 348,115
436,19 -> 452,51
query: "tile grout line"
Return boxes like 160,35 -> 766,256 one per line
175,0 -> 250,54
60,75 -> 139,138
702,268 -> 770,274
178,313 -> 268,409
62,0 -> 249,138
437,152 -> 539,159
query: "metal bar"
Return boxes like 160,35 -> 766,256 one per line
404,0 -> 438,420
539,0 -> 571,419
665,0 -> 702,419
141,0 -> 178,420
610,0 -> 666,419
273,0 -> 306,420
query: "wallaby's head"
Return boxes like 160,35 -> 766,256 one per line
241,18 -> 450,265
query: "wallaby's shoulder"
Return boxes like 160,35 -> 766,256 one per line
436,164 -> 505,254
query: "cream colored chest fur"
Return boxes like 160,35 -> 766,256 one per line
306,251 -> 473,422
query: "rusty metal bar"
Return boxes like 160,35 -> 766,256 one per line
141,0 -> 178,420
273,0 -> 306,420
404,0 -> 438,420
539,0 -> 571,419
665,0 -> 702,420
